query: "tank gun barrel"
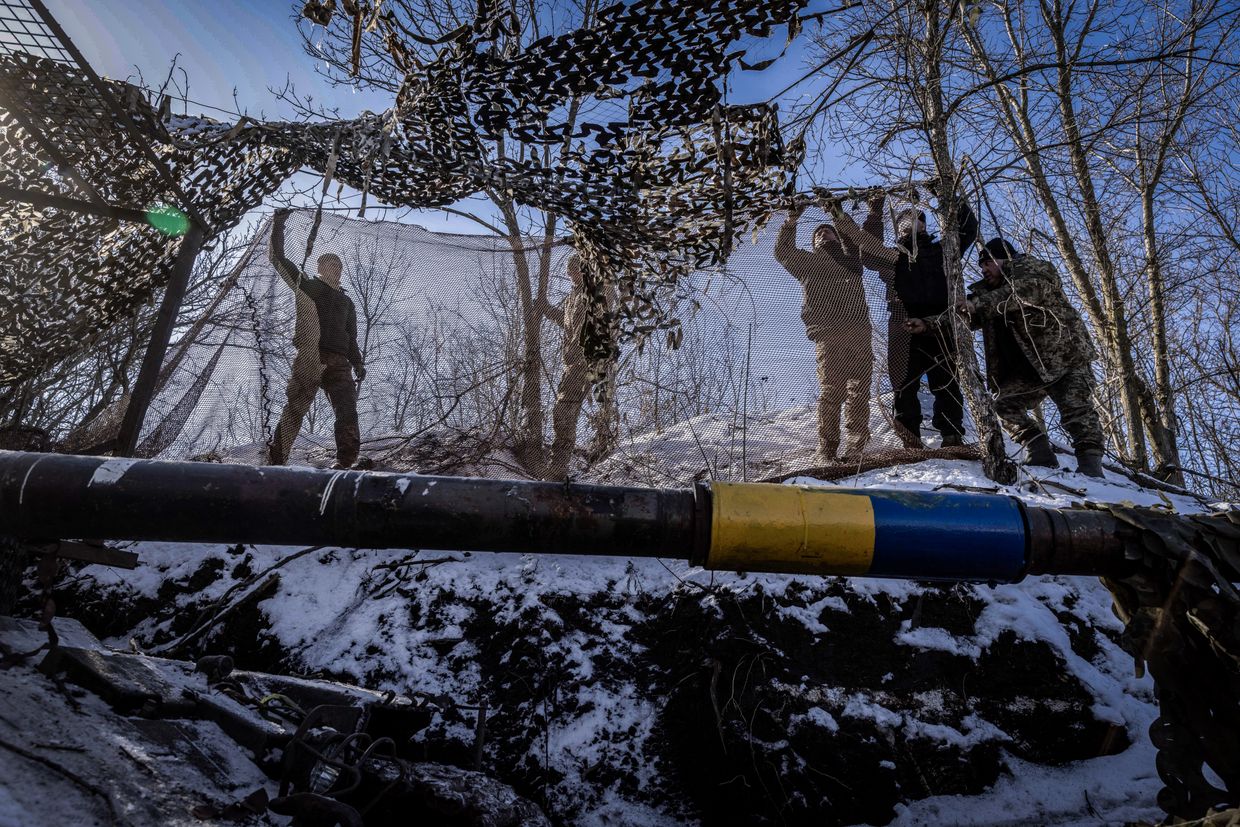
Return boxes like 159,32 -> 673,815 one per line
0,451 -> 1128,581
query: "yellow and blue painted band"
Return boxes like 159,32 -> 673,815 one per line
707,482 -> 1028,582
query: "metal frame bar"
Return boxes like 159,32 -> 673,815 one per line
0,183 -> 149,223
115,221 -> 205,456
25,0 -> 206,229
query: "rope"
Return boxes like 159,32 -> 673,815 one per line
238,279 -> 274,450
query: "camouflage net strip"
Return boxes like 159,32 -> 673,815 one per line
1102,505 -> 1240,820
194,0 -> 816,366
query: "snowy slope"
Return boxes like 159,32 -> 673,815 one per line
40,405 -> 1222,826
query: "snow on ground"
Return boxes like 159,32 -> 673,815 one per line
592,395 -> 1215,517
48,403 -> 1225,825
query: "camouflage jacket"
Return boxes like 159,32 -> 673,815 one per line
961,255 -> 1097,385
774,219 -> 872,341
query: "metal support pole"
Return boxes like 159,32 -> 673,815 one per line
115,222 -> 205,457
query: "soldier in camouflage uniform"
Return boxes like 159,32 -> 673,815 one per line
908,238 -> 1105,477
775,203 -> 873,460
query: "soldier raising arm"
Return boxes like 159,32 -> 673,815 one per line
774,202 -> 873,461
829,193 -> 978,449
267,209 -> 366,470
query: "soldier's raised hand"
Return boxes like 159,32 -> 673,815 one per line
904,318 -> 928,335
819,195 -> 845,218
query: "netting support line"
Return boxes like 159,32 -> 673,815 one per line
0,183 -> 150,224
115,221 -> 205,457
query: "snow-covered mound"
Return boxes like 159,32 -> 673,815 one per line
40,407 -> 1219,826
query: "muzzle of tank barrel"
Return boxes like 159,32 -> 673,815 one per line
1022,505 -> 1132,577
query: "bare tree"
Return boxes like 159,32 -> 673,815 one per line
1177,287 -> 1240,499
798,0 -> 1238,486
950,0 -> 1237,481
301,0 -> 603,478
802,0 -> 1019,482
1,225 -> 255,451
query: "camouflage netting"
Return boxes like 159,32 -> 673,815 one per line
5,2 -> 1239,821
1102,505 -> 1240,820
0,54 -> 297,384
1,0 -> 814,388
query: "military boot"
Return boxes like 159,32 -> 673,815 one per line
941,433 -> 964,448
1075,449 -> 1104,478
895,424 -> 924,451
841,435 -> 869,461
1022,434 -> 1059,468
820,442 -> 840,463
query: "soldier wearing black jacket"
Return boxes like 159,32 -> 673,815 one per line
833,193 -> 978,449
267,209 -> 366,469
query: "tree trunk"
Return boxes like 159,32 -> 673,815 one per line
499,199 -> 547,478
1137,180 -> 1184,483
1044,1 -> 1149,469
921,0 -> 1017,485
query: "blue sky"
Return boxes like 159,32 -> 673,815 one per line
46,0 -> 826,115
46,0 -> 388,120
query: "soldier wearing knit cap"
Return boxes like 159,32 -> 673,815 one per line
832,192 -> 977,450
775,204 -> 874,460
908,237 -> 1105,477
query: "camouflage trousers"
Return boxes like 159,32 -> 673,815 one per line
547,355 -> 590,481
815,336 -> 872,457
269,349 -> 360,467
993,365 -> 1104,453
